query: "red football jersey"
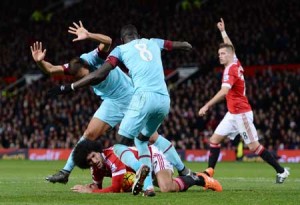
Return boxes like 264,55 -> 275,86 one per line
221,56 -> 252,114
91,147 -> 138,193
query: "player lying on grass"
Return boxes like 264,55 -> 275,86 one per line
31,21 -> 193,184
71,139 -> 222,194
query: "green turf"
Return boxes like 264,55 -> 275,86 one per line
0,160 -> 299,205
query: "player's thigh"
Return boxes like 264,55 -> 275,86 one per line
214,112 -> 238,142
118,93 -> 148,139
84,118 -> 111,140
94,99 -> 126,127
87,100 -> 125,140
235,111 -> 258,145
155,169 -> 174,192
141,94 -> 170,137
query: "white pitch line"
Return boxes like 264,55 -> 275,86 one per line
218,177 -> 300,182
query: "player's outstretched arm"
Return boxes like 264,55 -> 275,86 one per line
198,86 -> 229,117
68,20 -> 112,52
72,62 -> 114,88
47,62 -> 115,97
217,18 -> 234,48
30,41 -> 64,75
172,41 -> 192,51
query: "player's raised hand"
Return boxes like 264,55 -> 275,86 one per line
47,84 -> 73,98
30,41 -> 46,62
68,20 -> 89,42
217,18 -> 225,32
198,105 -> 209,117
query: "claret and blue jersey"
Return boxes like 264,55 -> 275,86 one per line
79,48 -> 134,101
107,38 -> 171,96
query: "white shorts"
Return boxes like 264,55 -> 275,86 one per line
214,111 -> 258,144
150,145 -> 173,174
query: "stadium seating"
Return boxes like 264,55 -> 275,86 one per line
0,0 -> 299,150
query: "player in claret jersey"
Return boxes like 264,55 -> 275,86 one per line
31,21 -> 192,185
47,24 -> 195,196
198,18 -> 289,184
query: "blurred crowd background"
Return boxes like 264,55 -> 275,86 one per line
0,0 -> 299,150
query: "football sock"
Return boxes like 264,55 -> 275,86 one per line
178,166 -> 192,176
113,144 -> 142,171
153,135 -> 185,171
62,136 -> 85,172
134,137 -> 153,190
174,175 -> 199,191
208,143 -> 221,169
173,178 -> 187,191
256,145 -> 284,173
195,175 -> 206,186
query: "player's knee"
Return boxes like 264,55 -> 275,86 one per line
84,129 -> 103,141
159,183 -> 173,192
119,136 -> 134,146
248,141 -> 260,152
209,134 -> 223,144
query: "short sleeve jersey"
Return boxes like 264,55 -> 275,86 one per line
107,38 -> 170,96
101,147 -> 137,177
221,55 -> 252,114
64,48 -> 134,100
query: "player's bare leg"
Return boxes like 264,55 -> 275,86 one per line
155,169 -> 178,192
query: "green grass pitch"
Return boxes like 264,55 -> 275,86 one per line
0,160 -> 299,205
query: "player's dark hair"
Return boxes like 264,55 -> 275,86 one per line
219,43 -> 235,53
68,57 -> 89,75
73,139 -> 103,169
120,24 -> 138,39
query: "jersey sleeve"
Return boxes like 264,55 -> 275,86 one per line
151,38 -> 173,51
222,65 -> 239,89
62,63 -> 70,75
106,47 -> 122,67
90,166 -> 105,188
92,173 -> 124,193
80,48 -> 106,65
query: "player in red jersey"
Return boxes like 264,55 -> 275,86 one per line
198,18 -> 289,184
70,140 -> 222,194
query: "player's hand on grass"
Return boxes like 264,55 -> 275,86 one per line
47,84 -> 73,98
217,18 -> 225,32
68,20 -> 89,42
30,41 -> 46,62
71,185 -> 93,193
88,183 -> 99,189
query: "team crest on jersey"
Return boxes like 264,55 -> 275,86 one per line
64,63 -> 69,68
223,74 -> 229,81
